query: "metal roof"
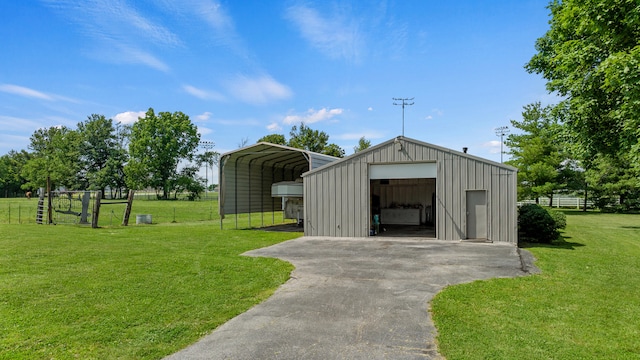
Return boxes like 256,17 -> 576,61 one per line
219,142 -> 338,170
302,136 -> 517,177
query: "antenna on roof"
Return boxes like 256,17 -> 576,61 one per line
393,97 -> 414,137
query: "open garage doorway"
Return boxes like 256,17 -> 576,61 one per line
369,163 -> 437,238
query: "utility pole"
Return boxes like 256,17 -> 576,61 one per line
393,97 -> 414,136
494,126 -> 510,163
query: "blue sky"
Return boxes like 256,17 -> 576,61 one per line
1,0 -> 555,182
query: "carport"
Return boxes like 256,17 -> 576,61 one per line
218,142 -> 338,228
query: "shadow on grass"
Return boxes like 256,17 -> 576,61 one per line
520,235 -> 585,250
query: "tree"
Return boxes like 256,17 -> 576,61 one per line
21,126 -> 82,190
586,153 -> 640,211
288,123 -> 329,153
257,134 -> 286,145
353,136 -> 371,153
526,0 -> 640,171
76,114 -> 128,197
323,143 -> 345,158
172,164 -> 205,201
288,123 -> 344,157
0,150 -> 31,197
505,103 -> 574,205
125,108 -> 200,199
237,137 -> 249,148
196,150 -> 220,191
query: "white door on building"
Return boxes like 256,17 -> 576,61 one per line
466,190 -> 487,239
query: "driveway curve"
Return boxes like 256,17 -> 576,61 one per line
165,237 -> 538,360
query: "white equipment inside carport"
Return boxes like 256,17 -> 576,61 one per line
271,181 -> 304,226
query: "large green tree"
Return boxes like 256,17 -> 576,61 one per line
288,123 -> 344,157
505,103 -> 576,205
257,134 -> 286,145
526,0 -> 640,170
21,126 -> 82,190
0,150 -> 31,197
258,123 -> 345,157
586,152 -> 640,211
125,108 -> 200,199
76,114 -> 129,197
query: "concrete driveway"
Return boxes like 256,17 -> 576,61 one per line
165,237 -> 538,360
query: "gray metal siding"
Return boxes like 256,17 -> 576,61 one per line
303,137 -> 517,243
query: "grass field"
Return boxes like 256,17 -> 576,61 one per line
431,211 -> 640,359
3,199 -> 639,359
0,199 -> 301,360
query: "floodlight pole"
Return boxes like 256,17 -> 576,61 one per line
393,97 -> 414,136
200,141 -> 215,193
494,126 -> 510,163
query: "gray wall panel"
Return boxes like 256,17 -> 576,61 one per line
303,137 -> 517,243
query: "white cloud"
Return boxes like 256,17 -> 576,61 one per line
284,4 -> 362,63
113,111 -> 146,125
0,84 -> 53,100
42,0 -> 179,71
482,140 -> 502,154
225,75 -> 292,105
266,122 -> 281,132
368,107 -> 373,111
425,115 -> 433,120
196,111 -> 213,121
155,0 -> 248,56
0,115 -> 43,132
283,108 -> 343,125
0,84 -> 79,103
183,85 -> 226,101
113,45 -> 170,72
198,126 -> 213,135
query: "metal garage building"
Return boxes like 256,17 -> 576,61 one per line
302,136 -> 518,243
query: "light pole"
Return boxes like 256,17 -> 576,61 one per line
199,141 -> 215,193
494,126 -> 510,163
393,97 -> 414,136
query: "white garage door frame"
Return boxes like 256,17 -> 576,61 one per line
369,162 -> 437,179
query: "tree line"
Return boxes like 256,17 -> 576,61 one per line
0,108 -> 360,200
0,108 -> 216,199
506,0 -> 639,212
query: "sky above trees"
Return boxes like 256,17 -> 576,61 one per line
1,0 -> 554,170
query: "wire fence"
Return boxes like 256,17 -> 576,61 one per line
0,195 -> 296,229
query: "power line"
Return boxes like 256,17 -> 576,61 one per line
494,126 -> 510,163
393,97 -> 414,136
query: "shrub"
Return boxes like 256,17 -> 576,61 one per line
547,209 -> 566,230
518,203 -> 559,244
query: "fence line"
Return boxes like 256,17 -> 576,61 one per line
518,197 -> 594,209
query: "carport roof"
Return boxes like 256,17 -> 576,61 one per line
219,142 -> 338,170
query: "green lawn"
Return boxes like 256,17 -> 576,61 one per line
0,216 -> 300,359
431,211 -> 640,359
5,200 -> 639,359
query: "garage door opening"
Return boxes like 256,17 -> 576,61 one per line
370,177 -> 436,238
369,163 -> 437,238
